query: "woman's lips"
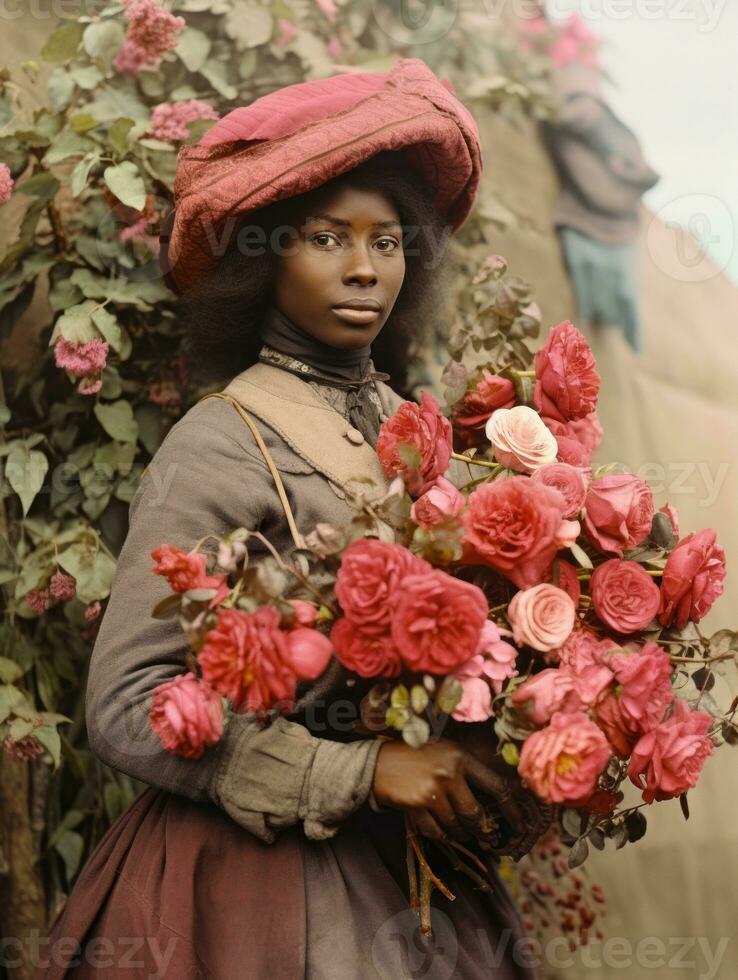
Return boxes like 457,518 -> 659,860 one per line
331,307 -> 381,325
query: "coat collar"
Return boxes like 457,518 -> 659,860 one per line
222,362 -> 394,499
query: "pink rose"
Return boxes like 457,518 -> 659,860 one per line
554,434 -> 593,470
391,569 -> 488,674
463,476 -> 569,589
628,699 -> 715,803
531,463 -> 587,518
198,607 -> 295,711
658,529 -> 726,631
553,628 -> 616,670
452,370 -> 516,449
151,545 -> 226,594
287,599 -> 318,627
452,621 -> 519,720
595,641 -> 673,757
377,391 -> 453,496
534,321 -> 601,423
411,476 -> 465,529
519,711 -> 612,805
150,673 -> 223,759
485,406 -> 558,474
545,412 -> 603,459
590,559 -> 660,634
507,583 -> 576,653
513,664 -> 612,724
659,503 -> 680,538
330,618 -> 401,678
584,474 -> 654,556
285,628 -> 332,680
335,539 -> 427,635
543,559 -> 581,606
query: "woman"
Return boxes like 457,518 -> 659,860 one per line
38,59 -> 539,980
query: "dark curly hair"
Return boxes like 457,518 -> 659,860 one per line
176,150 -> 454,397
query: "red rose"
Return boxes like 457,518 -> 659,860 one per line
150,673 -> 223,759
330,618 -> 401,678
452,370 -> 515,449
658,528 -> 726,631
590,559 -> 660,633
594,641 -> 673,757
390,569 -> 488,674
335,539 -> 428,635
377,390 -> 453,496
583,474 -> 654,556
628,699 -> 714,803
151,544 -> 226,593
463,476 -> 569,588
534,320 -> 601,423
198,606 -> 295,711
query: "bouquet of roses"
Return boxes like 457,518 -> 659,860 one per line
147,254 -> 737,936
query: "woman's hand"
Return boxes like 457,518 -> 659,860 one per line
371,738 -> 525,847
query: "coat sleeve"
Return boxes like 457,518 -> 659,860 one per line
85,409 -> 382,844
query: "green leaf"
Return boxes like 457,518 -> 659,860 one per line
410,684 -> 429,714
402,714 -> 430,748
108,117 -> 136,155
68,64 -> 104,91
49,300 -> 98,346
224,1 -> 273,49
5,446 -> 48,516
176,27 -> 211,71
42,128 -> 96,166
41,22 -> 84,64
57,541 -> 116,603
70,112 -> 98,134
0,657 -> 23,684
501,741 -> 520,766
199,59 -> 237,99
83,20 -> 125,71
568,837 -> 589,869
70,152 -> 101,198
103,161 -> 146,211
9,717 -> 35,740
90,306 -> 124,353
86,85 -> 149,124
47,68 -> 75,112
54,829 -> 84,882
94,399 -> 138,444
16,171 -> 60,201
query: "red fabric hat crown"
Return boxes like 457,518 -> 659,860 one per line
159,57 -> 482,295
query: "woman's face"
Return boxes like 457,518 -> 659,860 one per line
273,183 -> 406,349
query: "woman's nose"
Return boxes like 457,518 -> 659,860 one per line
342,243 -> 378,285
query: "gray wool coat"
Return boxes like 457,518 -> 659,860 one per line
85,361 -> 407,844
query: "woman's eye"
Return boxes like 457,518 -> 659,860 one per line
311,232 -> 341,247
375,237 -> 400,253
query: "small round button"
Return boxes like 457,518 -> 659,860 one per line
344,426 -> 365,445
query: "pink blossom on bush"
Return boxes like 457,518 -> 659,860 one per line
54,338 -> 109,379
84,601 -> 102,623
275,17 -> 298,46
628,699 -> 714,803
49,570 -> 76,601
3,733 -> 45,762
114,0 -> 186,74
0,162 -> 14,205
149,100 -> 219,142
519,710 -> 612,805
150,672 -> 223,759
77,376 -> 103,397
25,588 -> 51,615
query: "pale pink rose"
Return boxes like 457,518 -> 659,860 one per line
451,675 -> 494,722
513,664 -> 612,724
507,583 -> 576,653
330,618 -> 401,678
628,699 -> 715,803
531,462 -> 587,518
555,518 -> 581,551
584,474 -> 654,557
658,528 -> 726,631
463,476 -> 569,589
534,321 -> 601,423
391,570 -> 488,674
287,599 -> 318,628
411,476 -> 465,529
474,620 -> 519,694
377,391 -> 453,496
49,570 -> 76,601
595,640 -> 673,757
150,672 -> 223,759
485,405 -> 558,474
519,710 -> 612,805
285,628 -> 332,679
590,559 -> 660,634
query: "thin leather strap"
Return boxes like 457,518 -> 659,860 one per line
198,392 -> 307,551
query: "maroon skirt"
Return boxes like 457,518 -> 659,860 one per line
35,787 -> 536,980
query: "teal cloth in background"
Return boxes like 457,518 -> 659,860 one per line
558,225 -> 642,352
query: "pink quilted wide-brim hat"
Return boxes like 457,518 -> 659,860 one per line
158,57 -> 482,295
